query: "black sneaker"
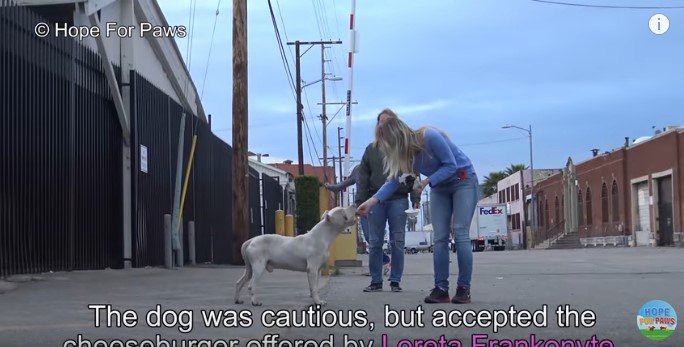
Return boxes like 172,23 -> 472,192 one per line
451,286 -> 471,304
390,282 -> 402,292
424,287 -> 450,303
363,283 -> 383,292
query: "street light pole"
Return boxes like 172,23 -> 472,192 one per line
503,124 -> 535,247
528,125 -> 536,247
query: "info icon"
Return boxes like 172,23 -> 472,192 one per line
649,14 -> 670,35
637,300 -> 677,341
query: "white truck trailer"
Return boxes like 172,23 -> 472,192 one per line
468,203 -> 509,252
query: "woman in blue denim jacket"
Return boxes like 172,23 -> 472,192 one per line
357,109 -> 479,304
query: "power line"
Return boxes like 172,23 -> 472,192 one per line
182,0 -> 198,113
200,0 -> 222,100
310,0 -> 325,40
312,0 -> 344,102
328,104 -> 345,124
303,117 -> 321,166
274,0 -> 297,64
267,0 -> 297,99
317,0 -> 334,40
302,87 -> 323,147
529,0 -> 684,9
331,0 -> 343,40
185,0 -> 198,71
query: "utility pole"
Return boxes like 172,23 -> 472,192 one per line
286,40 -> 342,176
232,0 -> 248,265
337,126 -> 344,204
294,41 -> 304,175
321,45 -> 328,183
331,156 -> 337,187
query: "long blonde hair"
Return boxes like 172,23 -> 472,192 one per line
374,109 -> 426,179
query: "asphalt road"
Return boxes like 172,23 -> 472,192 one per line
0,247 -> 682,347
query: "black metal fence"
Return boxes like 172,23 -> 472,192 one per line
248,168 -> 261,238
1,3 -> 285,277
262,174 -> 283,235
1,2 -> 122,276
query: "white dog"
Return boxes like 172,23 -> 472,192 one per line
234,205 -> 358,306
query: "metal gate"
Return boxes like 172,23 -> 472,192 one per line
657,176 -> 673,246
262,175 -> 283,235
1,3 -> 122,276
1,3 -> 237,275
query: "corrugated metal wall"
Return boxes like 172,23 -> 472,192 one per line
1,2 -> 122,276
131,73 -> 242,267
1,2 -> 284,275
262,175 -> 283,234
249,168 -> 261,238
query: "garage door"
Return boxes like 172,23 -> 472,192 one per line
635,182 -> 650,232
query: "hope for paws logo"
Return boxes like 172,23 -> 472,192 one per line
637,300 -> 677,341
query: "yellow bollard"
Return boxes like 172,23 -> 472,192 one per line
319,187 -> 335,276
275,210 -> 285,236
285,214 -> 295,237
331,223 -> 358,262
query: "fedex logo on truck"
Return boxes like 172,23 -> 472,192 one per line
479,206 -> 504,215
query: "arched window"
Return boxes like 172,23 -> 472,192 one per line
537,197 -> 544,227
612,180 -> 619,222
578,190 -> 584,226
554,196 -> 560,225
586,187 -> 593,226
601,183 -> 609,223
545,199 -> 550,227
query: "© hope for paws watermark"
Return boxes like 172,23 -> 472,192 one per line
34,22 -> 186,40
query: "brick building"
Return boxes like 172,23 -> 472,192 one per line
534,127 -> 683,247
494,169 -> 561,248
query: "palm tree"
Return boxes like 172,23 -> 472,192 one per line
483,171 -> 507,197
505,163 -> 528,176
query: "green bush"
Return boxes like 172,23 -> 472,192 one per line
295,176 -> 320,234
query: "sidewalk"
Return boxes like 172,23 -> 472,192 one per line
1,248 -> 683,346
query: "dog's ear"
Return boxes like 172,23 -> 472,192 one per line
321,210 -> 330,222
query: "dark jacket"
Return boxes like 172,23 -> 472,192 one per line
354,143 -> 420,205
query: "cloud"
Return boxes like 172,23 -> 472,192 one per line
352,99 -> 451,123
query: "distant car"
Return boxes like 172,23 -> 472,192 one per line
406,241 -> 431,254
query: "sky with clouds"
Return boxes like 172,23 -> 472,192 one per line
158,0 -> 684,179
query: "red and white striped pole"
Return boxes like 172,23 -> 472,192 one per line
343,0 -> 356,206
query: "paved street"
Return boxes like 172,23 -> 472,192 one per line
1,247 -> 682,346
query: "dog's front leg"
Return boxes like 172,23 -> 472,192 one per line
307,266 -> 325,306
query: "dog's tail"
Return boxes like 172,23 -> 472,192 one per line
234,238 -> 253,304
240,238 -> 253,268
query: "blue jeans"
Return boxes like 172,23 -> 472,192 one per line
367,197 -> 408,284
360,216 -> 370,243
430,172 -> 479,290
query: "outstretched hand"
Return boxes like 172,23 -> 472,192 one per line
356,198 -> 378,217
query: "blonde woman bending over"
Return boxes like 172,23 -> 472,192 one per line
356,109 -> 479,304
